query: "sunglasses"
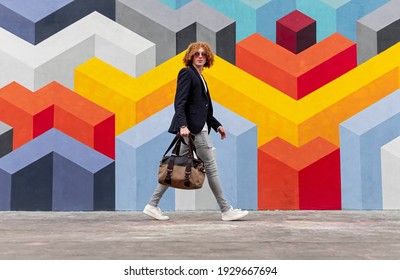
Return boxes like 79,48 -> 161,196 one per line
193,51 -> 207,58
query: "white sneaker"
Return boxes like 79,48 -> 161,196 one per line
143,204 -> 169,221
221,206 -> 249,221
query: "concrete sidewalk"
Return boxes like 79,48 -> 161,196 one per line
0,210 -> 400,260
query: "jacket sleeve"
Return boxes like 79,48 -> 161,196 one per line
174,68 -> 191,128
210,116 -> 222,132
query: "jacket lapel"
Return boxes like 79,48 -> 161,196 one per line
190,65 -> 209,101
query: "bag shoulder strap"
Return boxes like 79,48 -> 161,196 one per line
163,134 -> 204,163
163,134 -> 181,157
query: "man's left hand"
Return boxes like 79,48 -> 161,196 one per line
217,126 -> 226,140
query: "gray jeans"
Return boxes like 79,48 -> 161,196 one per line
148,131 -> 230,212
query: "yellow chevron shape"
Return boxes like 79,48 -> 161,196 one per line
74,42 -> 400,146
205,43 -> 400,146
74,55 -> 183,135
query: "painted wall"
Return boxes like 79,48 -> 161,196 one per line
1,0 -> 400,211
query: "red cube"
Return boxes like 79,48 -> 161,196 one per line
276,10 -> 316,54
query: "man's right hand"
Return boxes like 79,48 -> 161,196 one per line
180,126 -> 190,137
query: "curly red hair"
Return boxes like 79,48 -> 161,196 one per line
183,42 -> 215,68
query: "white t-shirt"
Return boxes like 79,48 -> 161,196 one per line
200,74 -> 209,132
199,74 -> 208,93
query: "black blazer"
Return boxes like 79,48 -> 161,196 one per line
168,65 -> 222,134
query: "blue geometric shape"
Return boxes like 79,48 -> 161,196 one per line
0,139 -> 54,210
53,153 -> 93,211
0,0 -> 115,44
340,89 -> 400,210
0,129 -> 115,211
0,169 -> 11,210
116,105 -> 176,211
50,129 -> 115,211
93,163 -> 115,211
211,102 -> 258,210
11,153 -> 53,211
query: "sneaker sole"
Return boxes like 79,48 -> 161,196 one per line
143,209 -> 169,221
222,211 -> 249,221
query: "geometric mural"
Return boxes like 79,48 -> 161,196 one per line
357,0 -> 400,64
0,0 -> 116,44
258,137 -> 341,210
0,82 -> 115,158
340,90 -> 400,210
117,0 -> 236,65
0,11 -> 155,91
237,32 -> 356,100
1,0 -> 400,211
0,128 -> 115,211
115,103 -> 257,211
382,135 -> 400,210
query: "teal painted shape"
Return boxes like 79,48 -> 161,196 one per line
321,0 -> 350,8
298,0 -> 389,41
255,0 -> 296,42
202,0 -> 257,41
297,0 -> 338,41
202,0 -> 296,42
160,0 -> 191,9
336,0 -> 389,41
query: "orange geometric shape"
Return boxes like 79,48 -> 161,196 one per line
237,32 -> 356,100
0,82 -> 114,159
0,82 -> 54,148
38,82 -> 115,159
258,137 -> 341,210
